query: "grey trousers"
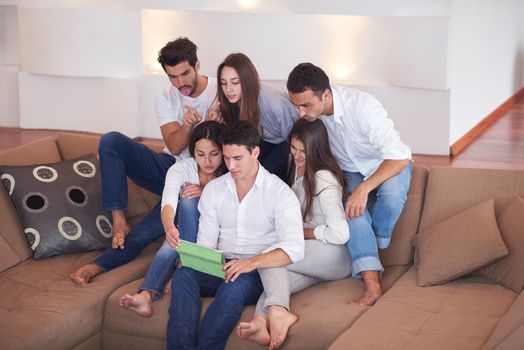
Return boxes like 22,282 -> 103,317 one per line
255,240 -> 352,317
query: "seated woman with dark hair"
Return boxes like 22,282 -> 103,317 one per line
119,121 -> 227,317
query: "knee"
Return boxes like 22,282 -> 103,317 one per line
99,131 -> 125,152
178,197 -> 200,212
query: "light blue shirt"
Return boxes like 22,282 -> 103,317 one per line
258,83 -> 299,144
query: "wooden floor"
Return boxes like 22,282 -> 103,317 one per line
1,96 -> 523,170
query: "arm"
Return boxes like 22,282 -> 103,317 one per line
223,248 -> 291,283
345,159 -> 409,219
161,204 -> 180,248
311,171 -> 349,244
160,121 -> 193,156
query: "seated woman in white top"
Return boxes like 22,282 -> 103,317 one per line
119,121 -> 227,317
237,119 -> 352,348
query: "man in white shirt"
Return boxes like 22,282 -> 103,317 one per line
166,121 -> 304,350
70,37 -> 219,285
286,63 -> 412,306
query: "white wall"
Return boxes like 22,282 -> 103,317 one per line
1,0 -> 523,155
0,5 -> 20,127
447,0 -> 524,144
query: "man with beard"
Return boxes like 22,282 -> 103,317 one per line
70,37 -> 219,285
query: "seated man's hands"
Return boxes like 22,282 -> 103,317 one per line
224,258 -> 256,283
345,185 -> 370,219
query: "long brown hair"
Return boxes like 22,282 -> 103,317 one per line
217,53 -> 261,128
288,119 -> 345,219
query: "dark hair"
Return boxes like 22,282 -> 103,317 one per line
217,53 -> 261,128
158,37 -> 198,71
287,62 -> 331,98
288,119 -> 345,219
219,121 -> 260,153
189,121 -> 227,177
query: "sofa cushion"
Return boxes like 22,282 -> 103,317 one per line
479,196 -> 524,293
0,154 -> 113,259
0,137 -> 62,262
415,198 -> 508,287
379,164 -> 428,267
103,277 -> 375,350
328,267 -> 517,350
483,289 -> 524,350
0,242 -> 159,350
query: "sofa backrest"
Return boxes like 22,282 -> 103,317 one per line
0,137 -> 63,269
55,132 -> 100,160
419,166 -> 524,230
379,164 -> 429,268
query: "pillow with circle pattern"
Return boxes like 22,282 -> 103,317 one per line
0,154 -> 113,259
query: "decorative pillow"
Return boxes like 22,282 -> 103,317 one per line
415,198 -> 509,287
0,154 -> 113,259
479,196 -> 524,293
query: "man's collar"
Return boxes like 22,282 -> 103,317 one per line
321,87 -> 344,124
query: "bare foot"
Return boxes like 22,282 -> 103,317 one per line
111,210 -> 131,249
69,263 -> 103,285
119,291 -> 153,318
352,270 -> 382,306
237,315 -> 270,346
268,306 -> 298,350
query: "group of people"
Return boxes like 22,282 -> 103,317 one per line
69,37 -> 412,350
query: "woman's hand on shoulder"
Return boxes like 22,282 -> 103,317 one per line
181,182 -> 203,199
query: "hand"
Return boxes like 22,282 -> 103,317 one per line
303,228 -> 316,240
181,182 -> 203,199
165,225 -> 181,249
223,258 -> 256,283
182,104 -> 202,126
344,185 -> 369,219
206,103 -> 224,124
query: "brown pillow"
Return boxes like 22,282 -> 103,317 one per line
415,198 -> 509,287
479,196 -> 524,293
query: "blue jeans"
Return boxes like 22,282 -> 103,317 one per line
139,197 -> 200,300
167,268 -> 263,350
345,163 -> 412,277
93,131 -> 176,272
259,140 -> 289,181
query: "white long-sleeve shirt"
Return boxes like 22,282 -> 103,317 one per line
292,170 -> 349,245
320,85 -> 412,178
196,165 -> 304,263
161,158 -> 199,213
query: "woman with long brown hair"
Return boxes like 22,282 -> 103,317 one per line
216,52 -> 298,179
237,119 -> 352,349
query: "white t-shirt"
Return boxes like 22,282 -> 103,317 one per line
154,76 -> 218,161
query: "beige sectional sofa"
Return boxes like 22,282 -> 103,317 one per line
0,133 -> 523,350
